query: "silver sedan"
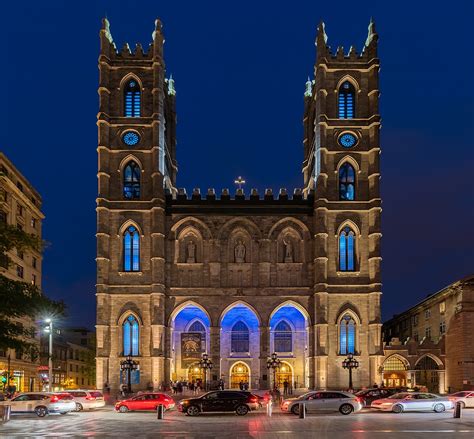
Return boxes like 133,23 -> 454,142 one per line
371,392 -> 453,413
281,391 -> 363,415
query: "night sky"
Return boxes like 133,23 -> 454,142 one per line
1,1 -> 472,329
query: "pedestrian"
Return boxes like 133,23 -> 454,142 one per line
283,379 -> 289,396
218,378 -> 224,390
244,382 -> 249,391
177,381 -> 183,394
119,383 -> 126,398
172,382 -> 178,394
239,381 -> 244,391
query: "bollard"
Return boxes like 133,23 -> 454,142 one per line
267,400 -> 272,417
0,405 -> 11,424
453,401 -> 462,419
157,404 -> 165,420
299,402 -> 305,419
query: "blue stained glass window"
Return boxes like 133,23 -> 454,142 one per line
231,321 -> 249,353
339,163 -> 355,200
274,320 -> 292,352
338,133 -> 357,148
123,161 -> 140,199
123,315 -> 139,356
123,225 -> 140,271
124,79 -> 141,117
122,131 -> 140,146
339,226 -> 355,271
340,314 -> 356,355
338,81 -> 355,119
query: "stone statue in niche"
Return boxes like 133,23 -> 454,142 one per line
283,237 -> 294,263
234,240 -> 246,263
186,240 -> 196,263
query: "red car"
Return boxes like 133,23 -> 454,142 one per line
115,393 -> 175,413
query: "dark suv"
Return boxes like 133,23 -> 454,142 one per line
178,391 -> 260,416
355,388 -> 398,407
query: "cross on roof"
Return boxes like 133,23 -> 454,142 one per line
234,176 -> 246,189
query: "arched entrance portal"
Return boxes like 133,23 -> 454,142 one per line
415,356 -> 440,393
276,362 -> 294,393
187,363 -> 204,384
382,355 -> 408,388
229,362 -> 250,389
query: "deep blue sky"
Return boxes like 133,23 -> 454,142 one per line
1,1 -> 472,328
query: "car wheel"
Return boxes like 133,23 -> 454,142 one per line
118,405 -> 129,413
35,406 -> 48,417
392,404 -> 403,414
235,405 -> 249,416
434,403 -> 445,413
186,405 -> 200,416
60,412 -> 68,415
339,404 -> 354,415
291,404 -> 300,416
76,403 -> 83,412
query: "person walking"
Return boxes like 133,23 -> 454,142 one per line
283,379 -> 289,396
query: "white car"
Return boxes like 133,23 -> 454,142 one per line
0,392 -> 76,417
281,391 -> 363,415
371,392 -> 453,413
448,391 -> 474,408
66,390 -> 106,411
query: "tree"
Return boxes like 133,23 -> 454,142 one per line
0,222 -> 64,354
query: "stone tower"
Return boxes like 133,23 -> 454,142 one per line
303,20 -> 383,388
96,18 -> 177,389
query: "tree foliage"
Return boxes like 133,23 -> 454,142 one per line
0,222 -> 65,353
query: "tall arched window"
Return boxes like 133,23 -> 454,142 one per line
123,315 -> 139,356
339,314 -> 356,355
338,81 -> 355,119
123,225 -> 140,271
124,79 -> 141,117
339,163 -> 355,201
231,321 -> 249,353
339,226 -> 355,271
188,320 -> 206,352
123,161 -> 141,199
274,321 -> 292,352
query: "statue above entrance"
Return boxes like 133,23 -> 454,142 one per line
283,237 -> 294,263
234,240 -> 246,263
186,240 -> 196,263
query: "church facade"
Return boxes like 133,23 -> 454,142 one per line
96,18 -> 384,392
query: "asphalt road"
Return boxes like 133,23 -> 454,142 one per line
1,406 -> 474,438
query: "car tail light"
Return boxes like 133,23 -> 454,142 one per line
50,396 -> 59,403
86,396 -> 96,401
249,397 -> 258,403
355,397 -> 362,403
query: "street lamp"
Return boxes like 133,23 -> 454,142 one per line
43,318 -> 53,392
342,353 -> 359,391
120,355 -> 139,394
198,353 -> 213,391
266,352 -> 281,391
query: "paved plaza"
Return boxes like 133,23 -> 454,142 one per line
1,407 -> 474,438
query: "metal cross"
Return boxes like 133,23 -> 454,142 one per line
234,176 -> 246,189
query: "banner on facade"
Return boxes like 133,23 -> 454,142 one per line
181,332 -> 202,368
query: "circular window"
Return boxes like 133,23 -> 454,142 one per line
122,131 -> 140,146
338,133 -> 358,148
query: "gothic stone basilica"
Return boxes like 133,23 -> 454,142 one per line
96,18 -> 383,392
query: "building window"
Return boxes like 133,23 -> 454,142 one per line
231,321 -> 249,353
123,315 -> 139,356
123,225 -> 140,272
31,218 -> 37,229
439,321 -> 446,335
439,301 -> 446,314
17,182 -> 23,192
16,265 -> 24,278
424,309 -> 431,319
339,226 -> 355,271
338,81 -> 355,119
412,314 -> 419,327
425,326 -> 431,339
339,314 -> 356,355
339,163 -> 355,201
32,257 -> 37,269
274,321 -> 292,353
123,161 -> 141,199
124,79 -> 141,117
31,274 -> 36,286
16,204 -> 23,217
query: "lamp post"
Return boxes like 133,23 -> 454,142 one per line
266,352 -> 281,391
342,353 -> 359,391
120,355 -> 139,394
198,353 -> 213,391
44,319 -> 53,392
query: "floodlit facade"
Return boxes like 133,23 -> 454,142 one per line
96,18 -> 384,392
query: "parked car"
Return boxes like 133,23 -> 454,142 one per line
355,388 -> 398,407
115,393 -> 175,413
281,391 -> 363,415
371,392 -> 453,413
448,391 -> 474,408
178,390 -> 260,416
0,392 -> 76,417
65,390 -> 106,411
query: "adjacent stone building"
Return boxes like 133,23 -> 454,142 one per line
0,152 -> 44,392
96,19 -> 384,392
382,275 -> 474,393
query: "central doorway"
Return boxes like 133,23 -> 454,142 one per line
275,362 -> 293,392
187,364 -> 204,383
230,362 -> 250,389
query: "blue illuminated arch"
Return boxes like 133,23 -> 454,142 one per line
123,225 -> 140,272
124,78 -> 141,117
339,314 -> 356,355
339,226 -> 355,271
338,81 -> 355,119
123,160 -> 141,199
123,314 -> 139,356
231,321 -> 249,353
274,320 -> 292,352
339,163 -> 355,201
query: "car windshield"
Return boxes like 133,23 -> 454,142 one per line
388,393 -> 411,399
300,392 -> 316,400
